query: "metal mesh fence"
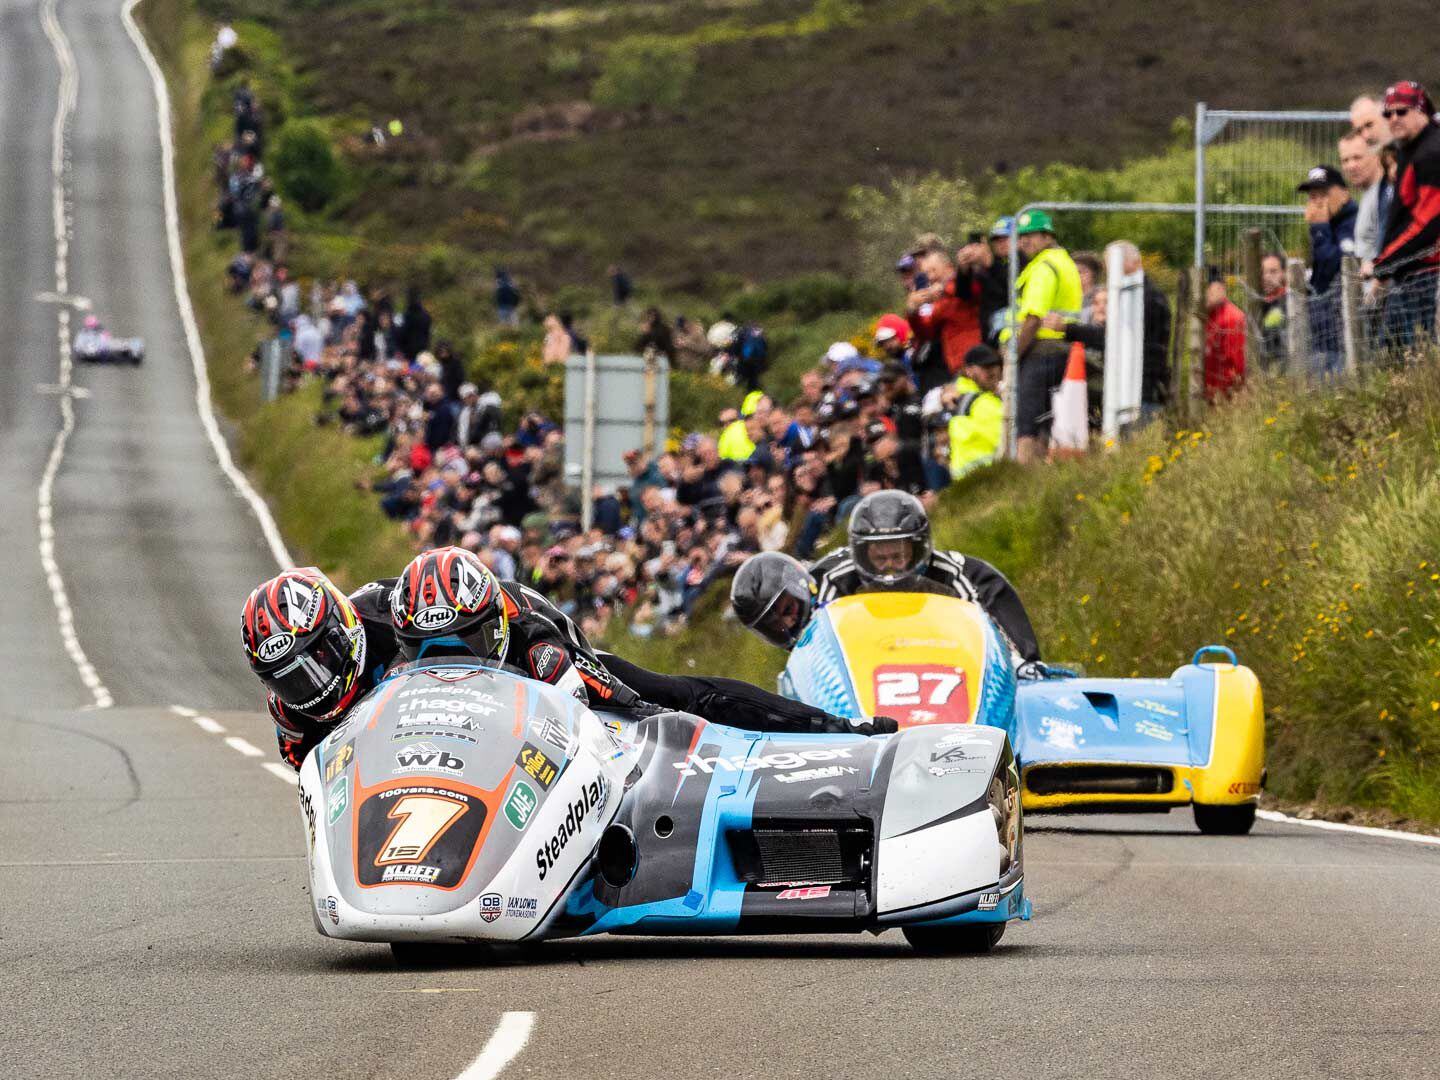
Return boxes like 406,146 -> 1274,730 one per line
1217,246 -> 1440,382
1196,106 -> 1352,286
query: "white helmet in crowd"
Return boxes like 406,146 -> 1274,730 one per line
707,320 -> 738,350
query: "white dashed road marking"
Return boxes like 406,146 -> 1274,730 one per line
223,735 -> 264,758
262,762 -> 300,786
169,705 -> 293,784
453,1012 -> 535,1080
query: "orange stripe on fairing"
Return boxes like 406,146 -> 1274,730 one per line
365,678 -> 402,730
513,683 -> 526,740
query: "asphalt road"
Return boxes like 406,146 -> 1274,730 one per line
2,2 -> 1439,1078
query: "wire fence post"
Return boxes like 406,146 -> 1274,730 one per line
1188,265 -> 1206,414
1194,101 -> 1207,271
1340,255 -> 1363,375
1171,269 -> 1191,425
1284,258 -> 1310,376
1242,228 -> 1263,373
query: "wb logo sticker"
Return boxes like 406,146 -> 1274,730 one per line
394,743 -> 464,773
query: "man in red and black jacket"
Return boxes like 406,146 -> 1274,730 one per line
1374,80 -> 1440,346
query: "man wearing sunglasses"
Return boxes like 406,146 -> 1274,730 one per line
1373,81 -> 1440,346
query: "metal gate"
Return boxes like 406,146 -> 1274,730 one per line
1193,104 -> 1350,274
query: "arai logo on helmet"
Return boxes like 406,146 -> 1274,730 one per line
412,606 -> 457,631
256,632 -> 295,663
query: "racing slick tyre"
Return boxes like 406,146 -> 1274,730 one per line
902,923 -> 1005,955
1193,802 -> 1257,835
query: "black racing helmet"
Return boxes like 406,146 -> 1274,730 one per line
390,546 -> 511,664
848,490 -> 932,586
730,552 -> 817,649
241,568 -> 368,721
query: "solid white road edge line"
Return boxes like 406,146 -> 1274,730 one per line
453,1012 -> 535,1080
119,0 -> 293,570
38,0 -> 112,712
1257,809 -> 1440,848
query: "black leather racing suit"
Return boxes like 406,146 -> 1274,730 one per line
809,548 -> 1041,663
502,581 -> 882,735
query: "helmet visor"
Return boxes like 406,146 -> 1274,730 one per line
740,584 -> 810,648
260,624 -> 354,712
854,534 -> 928,584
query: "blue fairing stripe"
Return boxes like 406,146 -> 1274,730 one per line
578,726 -> 761,935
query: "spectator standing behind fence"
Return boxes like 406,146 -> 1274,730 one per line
1340,130 -> 1388,266
1258,253 -> 1288,369
609,265 -> 634,307
999,210 -> 1083,466
1046,242 -> 1172,419
1203,269 -> 1246,402
1298,165 -> 1357,296
541,312 -> 571,363
1373,81 -> 1440,347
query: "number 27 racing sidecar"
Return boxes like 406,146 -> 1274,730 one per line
298,659 -> 1030,961
780,592 -> 1266,835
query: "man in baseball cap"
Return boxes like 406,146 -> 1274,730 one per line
873,313 -> 912,357
1374,80 -> 1440,346
1297,165 -> 1356,296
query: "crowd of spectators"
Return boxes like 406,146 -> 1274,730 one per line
208,67 -> 1439,638
1205,81 -> 1440,390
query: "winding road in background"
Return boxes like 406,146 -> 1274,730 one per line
1,2 -> 1438,1077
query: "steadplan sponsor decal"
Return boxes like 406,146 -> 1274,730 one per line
534,775 -> 607,881
673,746 -> 856,778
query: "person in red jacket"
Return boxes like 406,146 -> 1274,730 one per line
1203,269 -> 1246,403
906,246 -> 982,395
1374,80 -> 1440,348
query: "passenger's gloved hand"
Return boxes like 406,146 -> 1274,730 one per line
847,715 -> 899,736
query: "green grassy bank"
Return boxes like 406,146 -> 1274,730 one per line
621,365 -> 1440,826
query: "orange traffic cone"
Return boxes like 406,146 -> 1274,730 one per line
1049,341 -> 1089,460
